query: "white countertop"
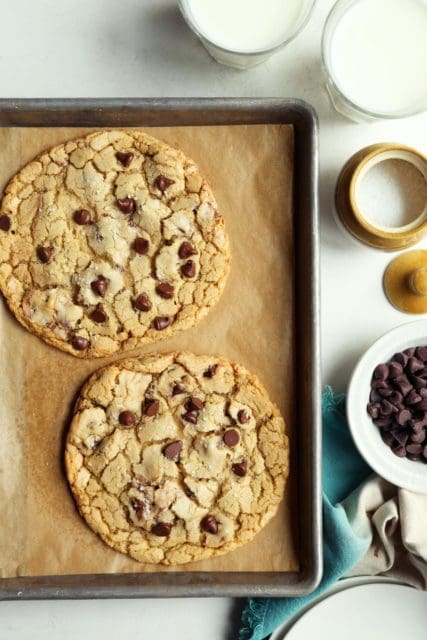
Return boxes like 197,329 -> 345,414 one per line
1,0 -> 426,637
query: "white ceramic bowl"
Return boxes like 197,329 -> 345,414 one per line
347,321 -> 427,493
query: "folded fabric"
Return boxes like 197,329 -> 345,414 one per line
239,388 -> 427,640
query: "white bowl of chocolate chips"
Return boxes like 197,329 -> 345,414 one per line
348,321 -> 427,493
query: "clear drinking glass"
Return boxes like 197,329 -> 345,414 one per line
322,0 -> 427,122
178,0 -> 316,69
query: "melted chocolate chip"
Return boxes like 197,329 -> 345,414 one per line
182,411 -> 198,424
172,383 -> 185,396
151,522 -> 172,537
156,282 -> 174,299
119,410 -> 136,427
144,398 -> 160,417
181,260 -> 196,278
116,151 -> 134,167
131,498 -> 145,519
152,316 -> 172,331
163,440 -> 183,460
90,303 -> 108,323
223,429 -> 240,447
201,515 -> 218,534
155,175 -> 175,192
37,245 -> 53,263
237,409 -> 250,424
71,335 -> 89,351
178,241 -> 197,259
0,215 -> 11,231
186,396 -> 204,412
73,209 -> 91,225
91,275 -> 108,297
134,293 -> 152,312
133,237 -> 149,255
232,461 -> 248,477
203,364 -> 218,378
117,197 -> 136,214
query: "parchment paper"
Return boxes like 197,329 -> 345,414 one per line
0,124 -> 297,577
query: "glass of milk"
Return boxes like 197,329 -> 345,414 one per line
322,0 -> 427,121
178,0 -> 316,69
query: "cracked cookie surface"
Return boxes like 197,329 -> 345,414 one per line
65,352 -> 289,565
0,130 -> 230,357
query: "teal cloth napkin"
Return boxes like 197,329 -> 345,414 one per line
239,388 -> 373,640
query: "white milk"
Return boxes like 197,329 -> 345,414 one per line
185,0 -> 308,52
329,0 -> 427,114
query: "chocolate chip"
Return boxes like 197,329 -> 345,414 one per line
381,431 -> 395,447
156,175 -> 175,192
119,410 -> 135,426
405,389 -> 421,405
393,352 -> 408,367
423,445 -> 427,459
37,245 -> 53,263
393,375 -> 413,396
393,444 -> 407,457
404,348 -> 416,357
407,453 -> 421,462
371,379 -> 387,390
370,390 -> 382,403
156,282 -> 174,299
388,362 -> 403,378
186,396 -> 204,412
201,515 -> 218,534
410,429 -> 426,443
380,400 -> 395,416
182,411 -> 198,424
378,387 -> 393,398
396,409 -> 411,426
181,260 -> 196,278
91,276 -> 108,297
152,316 -> 173,331
237,409 -> 250,424
133,237 -> 149,255
163,440 -> 183,461
373,417 -> 392,428
415,399 -> 427,411
144,398 -> 159,417
406,443 -> 422,455
223,429 -> 240,447
415,346 -> 427,362
134,293 -> 152,312
151,522 -> 172,537
390,429 -> 409,446
116,151 -> 134,167
71,335 -> 89,351
203,364 -> 218,378
373,364 -> 389,380
232,461 -> 247,477
117,197 -> 136,214
131,498 -> 145,519
90,303 -> 108,323
410,374 -> 427,389
73,209 -> 91,225
172,383 -> 185,396
178,241 -> 197,259
0,215 -> 11,231
367,403 -> 380,419
388,391 -> 403,406
406,357 -> 424,374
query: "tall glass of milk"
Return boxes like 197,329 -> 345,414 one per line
179,0 -> 316,68
322,0 -> 427,121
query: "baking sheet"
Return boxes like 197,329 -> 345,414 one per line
0,123 -> 297,577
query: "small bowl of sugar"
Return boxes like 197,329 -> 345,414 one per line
178,0 -> 316,69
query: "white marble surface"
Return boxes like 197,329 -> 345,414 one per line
0,0 -> 426,637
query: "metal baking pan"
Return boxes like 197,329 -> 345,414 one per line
0,98 -> 321,598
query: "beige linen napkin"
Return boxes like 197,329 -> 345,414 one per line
343,476 -> 427,588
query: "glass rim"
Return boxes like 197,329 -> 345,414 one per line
321,0 -> 427,120
178,0 -> 317,58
